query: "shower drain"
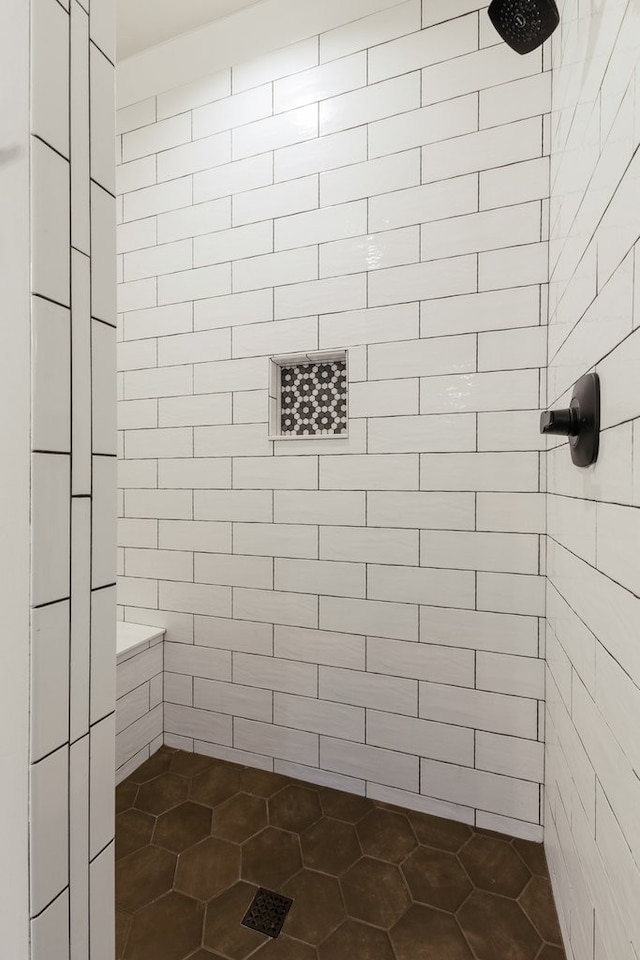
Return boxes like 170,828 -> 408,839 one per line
241,888 -> 294,938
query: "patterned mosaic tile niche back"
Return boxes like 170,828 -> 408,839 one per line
280,361 -> 347,437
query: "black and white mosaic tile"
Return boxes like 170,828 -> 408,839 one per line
280,361 -> 347,437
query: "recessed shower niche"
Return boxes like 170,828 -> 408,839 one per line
268,350 -> 349,440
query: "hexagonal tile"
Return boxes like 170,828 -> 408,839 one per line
240,767 -> 290,798
128,749 -> 173,784
203,881 -> 267,958
135,773 -> 189,816
213,793 -> 267,843
116,846 -> 177,914
408,811 -> 472,852
519,876 -> 563,945
169,751 -> 215,779
187,952 -> 227,960
301,818 -> 361,876
513,838 -> 549,877
320,789 -> 373,823
175,836 -> 240,901
269,784 -> 322,833
357,809 -> 417,864
390,904 -> 473,960
459,834 -> 531,898
116,809 -> 155,862
341,857 -> 410,928
116,910 -> 131,959
116,780 -> 138,815
319,919 -> 395,960
457,890 -> 542,960
253,935 -> 317,959
537,947 -> 565,960
241,827 -> 302,889
402,847 -> 472,912
154,801 -> 212,853
191,762 -> 241,808
123,891 -> 203,960
282,870 -> 345,946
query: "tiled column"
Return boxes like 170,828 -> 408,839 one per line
28,0 -> 116,957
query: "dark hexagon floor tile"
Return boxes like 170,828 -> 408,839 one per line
459,833 -> 531,899
154,802 -> 213,853
457,890 -> 542,960
203,881 -> 268,958
402,846 -> 472,913
241,827 -> 302,889
128,749 -> 173,785
390,904 -> 474,960
116,846 -> 177,914
408,812 -> 473,853
191,762 -> 241,808
124,891 -> 204,960
356,809 -> 417,864
213,793 -> 268,843
301,818 -> 361,875
282,869 -> 345,946
341,857 -> 411,929
537,947 -> 566,960
116,910 -> 131,959
513,838 -> 550,877
269,784 -> 322,834
175,836 -> 241,901
186,952 -> 227,960
135,773 -> 190,816
319,919 -> 395,960
253,935 -> 317,959
320,789 -> 373,824
519,876 -> 563,945
239,767 -> 290,798
116,809 -> 156,861
117,780 -> 139,815
170,751 -> 216,779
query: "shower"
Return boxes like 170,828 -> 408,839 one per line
488,0 -> 560,54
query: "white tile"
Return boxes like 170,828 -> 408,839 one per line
89,845 -> 115,960
124,366 -> 192,400
320,227 -> 419,278
369,12 -> 478,83
234,588 -> 318,628
369,256 -> 477,307
70,1 -> 90,254
233,457 -> 318,490
125,548 -> 193,582
419,452 -> 539,492
31,454 -> 70,606
275,127 -> 367,182
234,653 -> 317,696
124,303 -> 191,340
420,606 -> 538,656
233,391 -> 269,424
477,572 -> 545,616
368,414 -> 476,454
31,0 -> 69,157
126,487 -> 192,518
476,731 -> 544,783
91,183 -> 117,325
275,558 -> 365,599
31,601 -> 70,761
194,490 -> 272,522
369,175 -> 478,232
369,94 -> 478,159
165,642 -> 231,681
117,339 -> 157,372
196,553 -> 273,589
158,132 -> 231,181
349,380 -> 418,418
320,527 -> 417,565
90,45 -> 115,194
233,248 -> 318,294
195,423 -> 272,458
116,98 -> 156,135
321,72 -> 420,135
32,298 -> 71,453
368,492 -> 475,531
422,117 -> 542,183
69,737 -> 89,960
320,303 -> 419,348
320,1 -> 421,63
90,0 -> 115,61
421,202 -> 541,261
116,644 -> 163,699
158,198 -> 232,243
123,114 -> 191,162
165,673 -> 193,707
158,265 -> 231,306
368,564 -> 475,609
194,154 -> 273,204
274,53 -> 366,113
90,585 -> 116,724
234,176 -> 318,227
233,316 -> 318,358
123,240 -> 191,282
194,290 -> 273,332
367,710 -> 474,766
117,278 -> 157,314
321,737 -> 418,792
158,394 -> 232,428
195,615 -> 272,655
481,157 -> 550,210
164,701 -> 227,745
192,84 -> 272,138
89,716 -> 115,859
421,41 -> 542,107
195,678 -> 272,722
274,625 -> 365,670
477,652 -> 545,699
478,324 -> 547,371
92,321 -> 117,456
31,891 -> 69,960
233,105 -> 318,160
30,746 -> 69,915
157,71 -> 231,119
320,596 -> 418,642
234,719 -> 318,766
124,176 -> 191,221
275,275 -> 366,320
71,499 -> 91,741
157,328 -> 230,367
420,681 -> 538,739
477,493 -> 545,533
160,581 -> 232,617
321,150 -> 420,205
420,757 -> 539,822
92,457 -> 117,589
421,369 -> 540,415
275,693 -> 364,741
480,71 -> 551,128
276,201 -> 367,251
368,637 -> 474,687
195,222 -> 273,268
116,157 -> 157,197
234,37 -> 319,92
234,523 -> 317,560
31,139 -> 70,306
321,454 -> 418,490
159,458 -> 231,490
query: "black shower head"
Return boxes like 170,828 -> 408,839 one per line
488,0 -> 560,55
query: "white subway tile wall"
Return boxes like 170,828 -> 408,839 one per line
115,639 -> 164,782
30,0 -> 116,954
545,2 -> 640,959
117,2 -> 549,837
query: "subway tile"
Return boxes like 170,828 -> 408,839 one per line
30,746 -> 69,915
369,175 -> 478,232
321,73 -> 420,135
89,716 -> 115,859
368,492 -> 475,531
320,303 -> 419,348
89,845 -> 115,960
234,175 -> 319,227
275,52 -> 366,112
367,710 -> 474,766
369,94 -> 478,159
233,389 -> 266,424
194,490 -> 272,522
370,12 -> 478,82
420,606 -> 538,656
233,105 -> 318,160
234,315 -> 318,358
478,410 -> 545,452
275,127 -> 367,182
92,456 -> 117,588
195,423 -> 273,457
70,2 -> 90,254
320,526 -> 418,565
124,176 -> 191,221
420,680 -> 538,739
31,601 -> 70,762
125,548 -> 193,582
320,666 -> 417,716
70,500 -> 91,740
320,227 -> 419,278
124,366 -> 192,400
478,324 -> 547,370
158,328 -> 230,367
91,184 -> 117,325
274,625 -> 365,670
31,454 -> 70,606
194,678 -> 272,722
158,458 -> 231,489
32,298 -> 71,453
233,249 -> 318,294
157,394 -> 232,428
195,222 -> 273,268
117,519 -> 157,550
234,653 -> 317,696
476,652 -> 545,699
196,553 -> 273,589
321,454 -> 419,490
157,70 -> 231,119
117,98 -> 155,135
234,37 -> 319,92
476,731 -> 544,783
69,735 -> 89,960
420,369 -> 540,415
158,131 -> 231,181
192,84 -> 272,138
422,117 -> 542,182
234,523 -> 318,560
421,202 -> 541,261
420,452 -> 539,492
275,558 -> 366,598
194,154 -> 273,203
31,139 -> 70,307
235,719 -> 318,766
194,357 -> 268,393
92,322 -> 117,455
158,198 -> 232,243
276,201 -> 367,251
117,278 -> 156,313
90,585 -> 116,723
195,615 -> 272,654
160,580 -> 232,617
123,240 -> 191,282
123,114 -> 191,162
368,565 -> 475,609
480,71 -> 552,128
320,596 -> 418,641
477,572 -> 546,616
321,737 -> 418,792
477,493 -> 545,533
321,150 -> 421,205
349,379 -> 419,418
421,286 -> 541,337
320,1 -> 421,63
275,275 -> 366,320
274,491 -> 365,525
158,519 -> 231,554
165,641 -> 231,681
422,41 -> 542,107
125,488 -> 192,520
90,45 -> 115,194
370,255 -> 477,307
368,414 -> 477,454
158,264 -> 231,306
368,636 -> 474,687
420,757 -> 540,822
117,339 -> 156,372
275,692 -> 364,741
32,0 -> 69,158
480,156 -> 550,210
165,703 -> 232,745
233,457 -> 318,490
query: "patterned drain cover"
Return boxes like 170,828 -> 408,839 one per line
241,887 -> 294,938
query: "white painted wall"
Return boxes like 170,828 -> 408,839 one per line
545,1 -> 640,958
116,0 -> 551,839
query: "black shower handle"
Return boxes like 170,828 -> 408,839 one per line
539,373 -> 600,467
539,407 -> 578,437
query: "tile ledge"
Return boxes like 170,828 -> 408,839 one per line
117,621 -> 165,662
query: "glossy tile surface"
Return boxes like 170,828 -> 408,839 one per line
116,748 -> 565,960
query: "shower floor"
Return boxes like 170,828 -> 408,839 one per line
115,746 -> 565,960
